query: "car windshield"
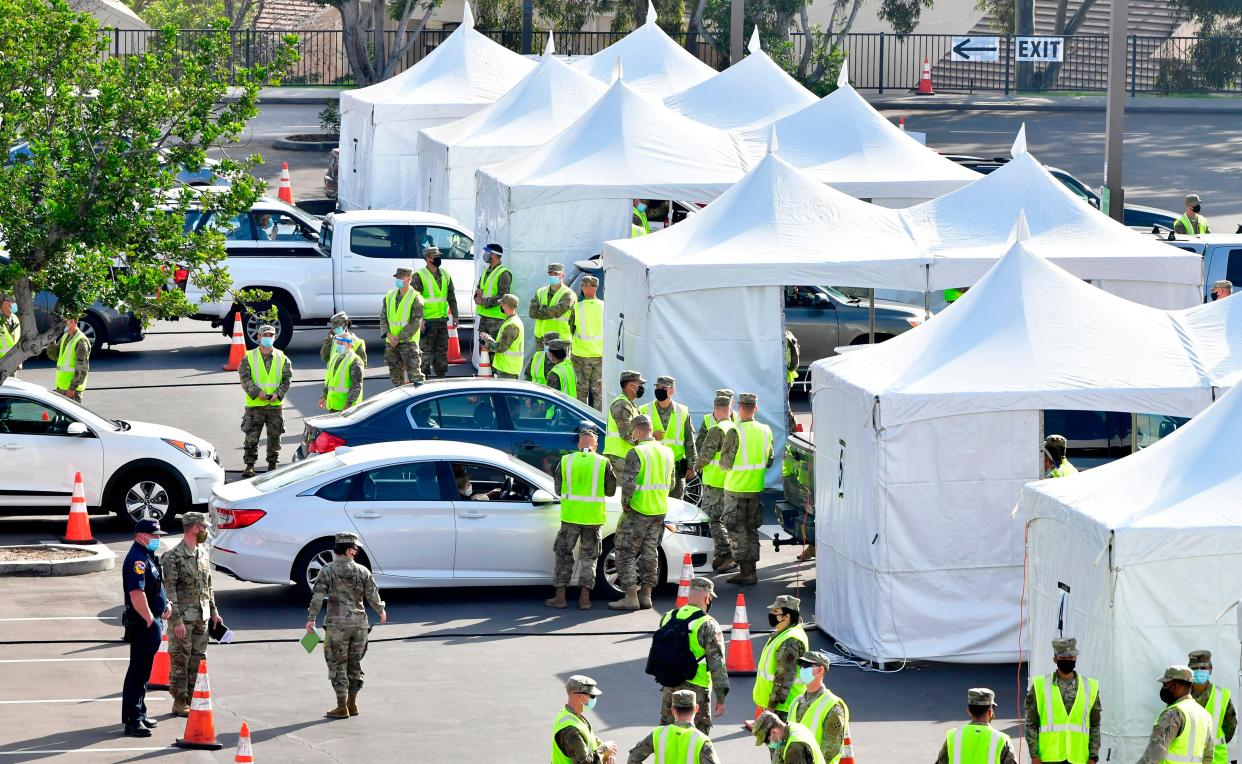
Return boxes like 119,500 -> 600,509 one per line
252,455 -> 344,492
820,286 -> 856,302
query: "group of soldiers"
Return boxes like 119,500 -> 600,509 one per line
0,292 -> 92,403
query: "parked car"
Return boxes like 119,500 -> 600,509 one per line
33,291 -> 144,355
209,441 -> 713,598
0,377 -> 223,526
785,285 -> 924,384
1161,233 -> 1242,302
325,148 -> 338,200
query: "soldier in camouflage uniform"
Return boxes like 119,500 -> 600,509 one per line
163,511 -> 220,717
695,392 -> 737,573
641,376 -> 696,501
751,595 -> 808,725
473,243 -> 511,342
789,651 -> 849,762
381,266 -> 424,387
1023,637 -> 1102,764
47,318 -> 91,402
238,324 -> 292,477
752,710 -> 820,763
720,393 -> 774,585
552,675 -> 618,764
609,413 -> 673,612
319,333 -> 364,413
523,333 -> 560,385
1188,649 -> 1237,762
481,294 -> 523,379
655,577 -> 729,734
305,532 -> 387,719
936,688 -> 1017,764
548,423 -> 616,611
320,311 -> 367,367
415,246 -> 459,379
1137,666 -> 1215,764
569,275 -> 604,410
627,689 -> 721,764
604,371 -> 645,478
528,262 -> 576,351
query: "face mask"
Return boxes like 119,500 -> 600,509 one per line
636,203 -> 647,213
394,278 -> 405,289
547,275 -> 560,286
768,613 -> 783,628
145,538 -> 161,552
797,667 -> 815,685
1193,669 -> 1210,684
654,388 -> 669,402
768,741 -> 781,751
333,326 -> 345,336
460,482 -> 473,495
584,697 -> 597,711
1159,687 -> 1177,705
196,530 -> 209,544
634,385 -> 645,399
429,256 -> 442,267
335,343 -> 350,355
260,337 -> 274,348
1055,659 -> 1076,674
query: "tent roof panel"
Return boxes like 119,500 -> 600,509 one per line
664,49 -> 817,131
573,18 -> 716,97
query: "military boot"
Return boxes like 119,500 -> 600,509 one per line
544,587 -> 567,609
325,694 -> 350,719
241,463 -> 256,478
637,586 -> 653,609
347,691 -> 359,716
578,587 -> 592,610
608,586 -> 640,611
267,460 -> 279,472
727,562 -> 758,585
714,557 -> 738,574
170,698 -> 190,718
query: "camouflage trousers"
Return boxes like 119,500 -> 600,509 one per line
725,492 -> 764,565
384,340 -> 423,386
494,370 -> 518,380
168,618 -> 208,703
700,485 -> 734,565
614,510 -> 664,589
324,625 -> 369,695
241,406 -> 284,466
571,356 -> 603,410
669,461 -> 686,501
659,683 -> 713,734
552,522 -> 602,589
419,319 -> 449,378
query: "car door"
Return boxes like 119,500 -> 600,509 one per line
405,392 -> 510,453
249,209 -> 320,258
416,225 -> 475,320
337,223 -> 416,317
497,392 -> 593,476
450,460 -> 558,580
0,394 -> 104,507
342,460 -> 455,579
784,286 -> 839,365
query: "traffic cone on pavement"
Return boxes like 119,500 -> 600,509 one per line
277,162 -> 294,205
674,553 -> 693,608
62,472 -> 96,544
147,621 -> 170,690
175,659 -> 224,750
446,314 -> 465,365
477,347 -> 492,377
839,732 -> 857,763
234,721 -> 254,763
725,593 -> 757,676
899,115 -> 906,130
917,56 -> 935,95
222,312 -> 245,372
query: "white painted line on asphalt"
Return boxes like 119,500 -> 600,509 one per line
0,616 -> 117,621
0,658 -> 128,663
0,697 -> 169,704
0,747 -> 174,755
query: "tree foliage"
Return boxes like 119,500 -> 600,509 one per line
319,0 -> 442,87
0,0 -> 296,379
123,0 -> 266,30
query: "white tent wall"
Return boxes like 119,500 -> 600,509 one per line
336,102 -> 372,211
1090,279 -> 1202,310
416,133 -> 452,214
1184,295 -> 1242,388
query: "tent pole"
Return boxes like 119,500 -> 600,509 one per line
923,264 -> 931,320
868,288 -> 876,344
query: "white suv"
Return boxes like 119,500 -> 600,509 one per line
0,378 -> 224,527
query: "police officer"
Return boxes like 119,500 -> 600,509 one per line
627,689 -> 721,764
545,340 -> 576,399
570,275 -> 604,410
752,595 -> 809,723
163,511 -> 221,717
1043,435 -> 1078,478
47,317 -> 90,402
694,392 -> 737,573
524,332 -> 560,386
1174,194 -> 1210,235
609,413 -> 673,612
604,371 -> 645,477
0,292 -> 20,363
481,294 -> 523,379
1137,666 -> 1214,764
320,333 -> 363,413
1023,637 -> 1101,764
529,263 -> 576,351
120,519 -> 170,738
238,324 -> 292,477
474,243 -> 511,342
547,423 -> 616,611
655,577 -> 728,734
938,688 -> 1016,764
753,710 -> 824,763
789,651 -> 849,762
306,532 -> 387,719
320,311 -> 367,366
721,392 -> 774,585
641,376 -> 695,500
553,675 -> 617,764
1188,649 -> 1235,764
415,246 -> 458,379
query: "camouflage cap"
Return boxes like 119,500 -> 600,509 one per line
798,650 -> 832,670
422,246 -> 441,258
542,332 -> 560,343
393,267 -> 414,278
180,511 -> 209,528
547,338 -> 569,353
1052,637 -> 1078,657
334,532 -> 361,547
620,370 -> 646,385
547,263 -> 565,274
968,688 -> 997,706
738,393 -> 758,405
753,711 -> 783,745
577,420 -> 600,436
1188,650 -> 1213,668
631,413 -> 652,428
655,376 -> 676,387
580,275 -> 599,287
566,675 -> 602,696
715,388 -> 735,399
689,576 -> 715,595
1044,434 -> 1068,449
1185,193 -> 1202,207
713,395 -> 733,406
329,311 -> 350,327
670,689 -> 697,710
257,324 -> 277,336
500,293 -> 519,309
1158,665 -> 1194,684
1213,279 -> 1233,290
767,594 -> 800,613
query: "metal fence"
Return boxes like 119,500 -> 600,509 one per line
101,28 -> 1241,94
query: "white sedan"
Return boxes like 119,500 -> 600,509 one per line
208,441 -> 715,597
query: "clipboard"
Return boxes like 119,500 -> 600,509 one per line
301,629 -> 322,654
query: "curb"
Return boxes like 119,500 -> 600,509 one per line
866,95 -> 1242,115
0,543 -> 116,576
273,136 -> 337,151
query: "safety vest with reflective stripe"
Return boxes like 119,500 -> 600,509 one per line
551,708 -> 601,764
649,723 -> 708,764
701,419 -> 735,490
632,207 -> 651,237
785,339 -> 797,384
416,268 -> 450,320
324,350 -> 361,412
384,288 -> 421,342
631,441 -> 673,516
1033,673 -> 1098,764
793,689 -> 849,764
659,605 -> 711,689
571,298 -> 603,358
54,331 -> 89,391
478,265 -> 510,319
945,723 -> 1010,764
530,352 -> 549,385
643,401 -> 689,461
702,412 -> 737,429
1177,214 -> 1209,235
1049,459 -> 1079,478
0,316 -> 18,358
559,451 -> 609,526
1162,695 -> 1212,764
550,358 -> 576,399
492,315 -> 524,376
534,284 -> 575,340
753,625 -> 808,711
243,348 -> 286,407
724,420 -> 772,495
605,395 -> 636,458
1201,685 -> 1232,764
782,722 -> 827,764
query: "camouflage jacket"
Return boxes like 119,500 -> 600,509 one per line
554,707 -> 606,764
553,453 -> 617,498
322,352 -> 364,409
621,437 -> 673,509
162,541 -> 216,626
485,318 -> 521,356
379,287 -> 424,344
529,285 -> 576,322
238,349 -> 293,403
789,687 -> 846,761
1135,704 -> 1214,764
1023,673 -> 1102,758
767,632 -> 807,709
609,396 -> 640,448
626,722 -> 721,763
46,330 -> 90,389
934,722 -> 1017,764
476,264 -> 512,310
416,266 -> 459,321
1194,683 -> 1237,744
307,557 -> 386,628
648,402 -> 697,466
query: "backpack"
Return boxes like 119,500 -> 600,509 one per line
645,607 -> 705,687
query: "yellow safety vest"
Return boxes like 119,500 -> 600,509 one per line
1201,685 -> 1233,764
492,314 -> 524,376
945,723 -> 1010,764
793,689 -> 850,764
478,265 -> 510,320
724,420 -> 772,495
1176,214 -> 1209,235
324,350 -> 362,412
782,721 -> 827,764
1162,696 -> 1212,764
529,351 -> 549,385
0,316 -> 18,358
384,288 -> 420,343
649,723 -> 709,764
1033,673 -> 1098,764
559,451 -> 609,526
753,625 -> 808,711
604,395 -> 635,458
54,331 -> 89,392
571,299 -> 603,358
642,401 -> 689,461
701,418 -> 735,489
243,348 -> 286,407
1049,459 -> 1079,478
416,268 -> 450,320
630,441 -> 673,516
550,358 -> 576,398
551,708 -> 601,764
534,284 -> 575,341
659,605 -> 711,689
632,207 -> 650,237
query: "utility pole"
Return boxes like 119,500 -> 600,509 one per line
730,0 -> 743,65
1102,0 -> 1128,221
521,0 -> 533,54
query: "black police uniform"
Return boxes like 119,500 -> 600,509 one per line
121,540 -> 167,731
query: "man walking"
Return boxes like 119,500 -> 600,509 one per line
570,275 -> 604,409
627,689 -> 720,764
416,246 -> 458,379
530,262 -> 576,350
481,294 -> 524,379
604,371 -> 645,476
609,414 -> 673,612
553,675 -> 618,764
721,392 -> 774,585
163,512 -> 221,717
474,243 -> 511,342
48,317 -> 90,402
1188,649 -> 1235,764
937,688 -> 1016,764
641,376 -> 695,500
238,324 -> 291,477
320,311 -> 367,366
306,532 -> 386,719
381,267 -> 424,386
320,333 -> 363,413
654,577 -> 728,734
789,651 -> 849,762
120,519 -> 170,737
547,423 -> 616,610
1024,637 -> 1101,764
695,392 -> 737,573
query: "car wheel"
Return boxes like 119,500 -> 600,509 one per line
595,535 -> 668,596
80,314 -> 107,356
109,468 -> 184,529
293,539 -> 372,600
232,299 -> 294,350
682,473 -> 703,507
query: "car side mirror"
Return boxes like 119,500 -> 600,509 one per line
531,488 -> 558,506
66,422 -> 88,436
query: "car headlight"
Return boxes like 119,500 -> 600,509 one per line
664,522 -> 711,538
163,438 -> 205,458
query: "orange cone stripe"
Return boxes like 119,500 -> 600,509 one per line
235,722 -> 253,762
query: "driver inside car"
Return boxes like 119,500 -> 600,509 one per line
454,465 -> 502,501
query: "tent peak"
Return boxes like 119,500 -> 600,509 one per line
1011,123 -> 1028,157
837,58 -> 849,88
1011,210 -> 1031,243
544,29 -> 556,57
461,0 -> 474,29
766,124 -> 779,155
748,26 -> 761,54
646,0 -> 658,24
612,56 -> 623,83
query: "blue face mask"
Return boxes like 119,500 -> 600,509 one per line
1193,669 -> 1210,684
584,697 -> 597,711
547,275 -> 560,286
333,326 -> 345,336
797,666 -> 815,685
260,337 -> 274,348
394,278 -> 405,289
768,741 -> 780,751
636,203 -> 647,213
145,538 -> 160,552
333,343 -> 347,355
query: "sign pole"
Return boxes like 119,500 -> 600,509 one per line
730,0 -> 744,65
1103,0 -> 1128,222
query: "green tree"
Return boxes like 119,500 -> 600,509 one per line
0,0 -> 296,380
323,0 -> 443,87
123,0 -> 264,30
695,0 -> 849,90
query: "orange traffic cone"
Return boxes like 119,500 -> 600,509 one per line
839,732 -> 857,763
917,56 -> 934,95
222,312 -> 246,372
234,721 -> 254,763
899,115 -> 906,130
674,553 -> 693,608
725,593 -> 757,676
62,472 -> 96,544
477,347 -> 492,378
446,314 -> 465,365
175,659 -> 224,750
277,162 -> 294,205
147,621 -> 170,690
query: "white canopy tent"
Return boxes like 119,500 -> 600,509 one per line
415,36 -> 606,225
1020,384 -> 1242,762
811,236 -> 1217,664
664,28 -> 817,131
1182,295 -> 1242,389
573,2 -> 716,98
337,5 -> 535,211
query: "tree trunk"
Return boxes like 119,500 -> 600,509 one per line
1015,0 -> 1035,88
372,0 -> 387,81
0,276 -> 57,382
1035,0 -> 1101,87
341,1 -> 378,86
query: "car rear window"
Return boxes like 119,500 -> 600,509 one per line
252,455 -> 343,492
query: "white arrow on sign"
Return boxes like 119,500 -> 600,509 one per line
1016,36 -> 1065,62
950,36 -> 1000,62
